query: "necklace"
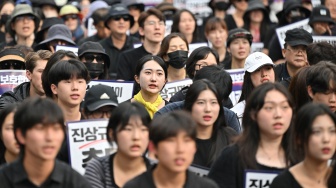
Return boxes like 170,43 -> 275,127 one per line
260,145 -> 279,160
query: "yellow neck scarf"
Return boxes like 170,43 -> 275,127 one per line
134,91 -> 163,118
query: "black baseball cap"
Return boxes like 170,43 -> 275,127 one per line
84,84 -> 119,112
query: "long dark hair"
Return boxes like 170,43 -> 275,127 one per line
171,9 -> 199,43
291,103 -> 336,164
0,104 -> 17,164
238,82 -> 294,169
184,79 -> 231,166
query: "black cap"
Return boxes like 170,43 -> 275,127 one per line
104,3 -> 134,29
309,5 -> 335,26
227,28 -> 253,47
284,28 -> 313,47
0,48 -> 25,63
84,84 -> 119,112
35,17 -> 64,44
78,41 -> 110,68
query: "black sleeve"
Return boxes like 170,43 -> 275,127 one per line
270,170 -> 294,188
268,35 -> 283,62
208,145 -> 240,188
116,52 -> 133,81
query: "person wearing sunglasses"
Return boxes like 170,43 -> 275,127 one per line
78,41 -> 110,80
59,4 -> 84,44
81,84 -> 119,120
99,3 -> 140,80
0,49 -> 53,110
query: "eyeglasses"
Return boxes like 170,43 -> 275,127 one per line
145,20 -> 165,26
112,15 -> 131,21
83,54 -> 105,64
62,14 -> 79,21
90,109 -> 113,119
286,46 -> 307,54
0,61 -> 25,70
15,15 -> 34,22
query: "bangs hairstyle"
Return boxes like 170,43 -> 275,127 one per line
48,59 -> 90,86
135,55 -> 168,78
14,98 -> 65,147
239,82 -> 295,169
138,8 -> 165,28
106,102 -> 151,144
42,50 -> 79,98
186,46 -> 219,79
307,61 -> 336,94
150,110 -> 197,146
205,17 -> 228,35
157,32 -> 189,62
292,103 -> 336,164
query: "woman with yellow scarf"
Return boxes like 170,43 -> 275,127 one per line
131,55 -> 168,118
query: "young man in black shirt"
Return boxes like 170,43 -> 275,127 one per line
0,97 -> 91,188
124,111 -> 219,188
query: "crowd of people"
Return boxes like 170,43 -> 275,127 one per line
0,0 -> 336,187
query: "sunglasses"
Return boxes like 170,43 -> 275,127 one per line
15,15 -> 35,22
83,54 -> 105,64
0,61 -> 25,70
112,15 -> 131,21
62,14 -> 79,21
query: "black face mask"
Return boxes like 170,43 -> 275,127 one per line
167,50 -> 188,69
291,16 -> 305,23
215,2 -> 230,11
0,14 -> 9,25
84,62 -> 104,79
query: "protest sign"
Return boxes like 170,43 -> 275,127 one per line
313,36 -> 336,46
55,45 -> 78,56
0,70 -> 28,95
244,170 -> 280,188
160,78 -> 192,100
251,43 -> 264,53
88,80 -> 134,103
227,69 -> 245,106
67,119 -> 116,175
276,19 -> 312,49
87,18 -> 97,37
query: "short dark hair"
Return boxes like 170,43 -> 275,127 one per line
186,46 -> 219,79
42,50 -> 79,98
14,98 -> 65,149
307,61 -> 336,95
91,8 -> 109,25
48,59 -> 90,87
138,8 -> 165,28
25,50 -> 52,72
150,110 -> 197,146
193,65 -> 232,102
292,103 -> 336,164
157,32 -> 189,63
106,102 -> 151,144
306,42 -> 336,65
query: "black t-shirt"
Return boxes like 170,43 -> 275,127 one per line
0,158 -> 91,188
194,138 -> 212,168
124,165 -> 219,188
117,45 -> 151,81
99,36 -> 140,79
274,62 -> 290,82
224,15 -> 239,31
270,169 -> 302,188
208,144 -> 285,188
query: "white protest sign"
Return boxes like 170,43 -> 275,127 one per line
165,20 -> 173,37
87,18 -> 97,37
312,0 -> 321,7
67,119 -> 117,175
189,164 -> 210,177
88,80 -> 134,103
276,19 -> 312,49
0,70 -> 28,95
55,45 -> 78,56
244,170 -> 280,188
251,43 -> 264,53
227,69 -> 245,106
174,0 -> 212,18
188,43 -> 208,56
160,78 -> 193,100
313,36 -> 336,46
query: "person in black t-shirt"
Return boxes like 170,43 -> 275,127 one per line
0,98 -> 91,188
124,111 -> 219,188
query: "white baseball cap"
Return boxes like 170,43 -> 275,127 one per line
244,52 -> 274,73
